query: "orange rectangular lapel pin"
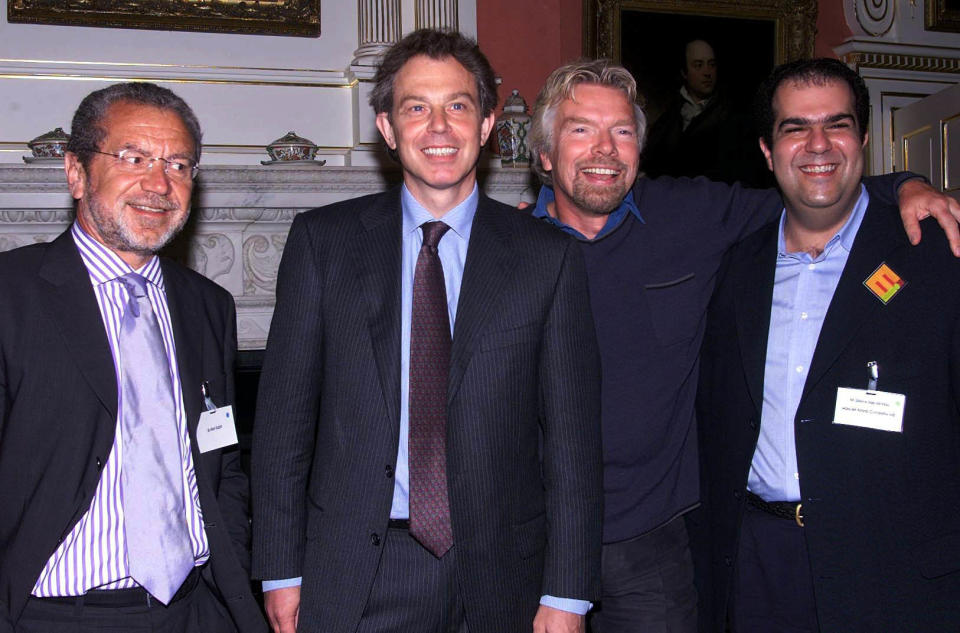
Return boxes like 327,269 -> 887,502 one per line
863,263 -> 906,305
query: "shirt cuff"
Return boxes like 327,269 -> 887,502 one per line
263,577 -> 302,592
539,595 -> 593,615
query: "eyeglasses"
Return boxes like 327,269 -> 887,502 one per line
92,149 -> 199,182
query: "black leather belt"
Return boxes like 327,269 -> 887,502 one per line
747,491 -> 804,527
388,518 -> 410,530
38,566 -> 201,608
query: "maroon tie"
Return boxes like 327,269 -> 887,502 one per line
409,221 -> 454,558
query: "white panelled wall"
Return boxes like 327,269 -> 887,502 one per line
0,0 -> 536,349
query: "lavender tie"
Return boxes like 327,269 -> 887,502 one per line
409,221 -> 454,558
118,273 -> 193,604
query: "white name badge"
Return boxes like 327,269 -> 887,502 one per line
833,387 -> 905,433
196,405 -> 239,453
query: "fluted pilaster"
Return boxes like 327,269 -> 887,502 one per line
352,0 -> 402,67
415,0 -> 458,31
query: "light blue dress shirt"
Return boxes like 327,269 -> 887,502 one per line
389,184 -> 476,517
749,186 -> 869,502
265,184 -> 589,615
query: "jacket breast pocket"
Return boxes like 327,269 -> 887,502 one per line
644,272 -> 699,348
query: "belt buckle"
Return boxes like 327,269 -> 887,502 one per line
794,503 -> 804,527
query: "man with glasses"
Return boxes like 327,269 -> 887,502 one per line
0,82 -> 265,633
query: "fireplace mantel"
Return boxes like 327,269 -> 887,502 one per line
0,163 -> 538,349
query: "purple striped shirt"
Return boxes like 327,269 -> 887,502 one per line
31,223 -> 209,597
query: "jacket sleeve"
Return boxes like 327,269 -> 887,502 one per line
213,296 -> 253,572
250,213 -> 325,580
537,238 -> 604,601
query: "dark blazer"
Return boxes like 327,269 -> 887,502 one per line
251,187 -> 604,633
0,230 -> 266,633
695,195 -> 960,632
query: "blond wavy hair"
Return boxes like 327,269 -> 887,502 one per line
528,59 -> 646,186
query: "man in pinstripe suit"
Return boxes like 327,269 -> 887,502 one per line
252,29 -> 603,633
0,83 -> 265,633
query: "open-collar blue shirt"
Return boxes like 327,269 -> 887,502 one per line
532,185 -> 644,241
751,185 -> 870,502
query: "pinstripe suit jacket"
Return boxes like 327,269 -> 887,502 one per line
251,187 -> 603,633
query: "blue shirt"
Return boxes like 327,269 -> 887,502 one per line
390,184 -> 476,518
532,186 -> 644,241
265,184 -> 589,614
749,186 -> 869,502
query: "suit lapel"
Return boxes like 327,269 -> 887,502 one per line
734,223 -> 779,416
801,199 -> 910,401
38,231 -> 118,420
353,190 -> 404,426
447,196 -> 517,402
160,261 -> 204,433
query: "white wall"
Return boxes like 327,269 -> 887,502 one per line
0,0 -> 477,166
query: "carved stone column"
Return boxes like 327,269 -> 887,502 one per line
415,0 -> 458,30
351,0 -> 402,68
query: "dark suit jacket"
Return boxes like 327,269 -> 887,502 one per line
251,187 -> 604,633
695,196 -> 960,632
0,230 -> 266,633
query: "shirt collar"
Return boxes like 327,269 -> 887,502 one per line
71,221 -> 164,289
777,184 -> 869,260
401,183 -> 479,241
532,186 -> 644,241
680,86 -> 711,108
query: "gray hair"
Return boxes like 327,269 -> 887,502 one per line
529,59 -> 646,186
67,82 -> 202,168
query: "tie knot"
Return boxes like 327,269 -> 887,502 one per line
421,222 -> 450,249
121,273 -> 149,298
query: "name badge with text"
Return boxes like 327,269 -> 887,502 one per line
833,387 -> 905,433
197,405 -> 239,453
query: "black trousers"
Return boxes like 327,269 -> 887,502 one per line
730,504 -> 819,633
589,515 -> 698,633
15,574 -> 235,633
355,526 -> 468,633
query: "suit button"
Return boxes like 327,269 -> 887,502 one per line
370,533 -> 381,547
95,457 -> 103,471
734,490 -> 742,499
749,417 -> 758,429
724,556 -> 733,567
385,465 -> 394,478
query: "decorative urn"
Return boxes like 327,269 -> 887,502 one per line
494,89 -> 532,168
27,127 -> 70,159
265,131 -> 319,162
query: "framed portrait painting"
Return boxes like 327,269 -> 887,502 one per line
7,0 -> 321,37
926,0 -> 960,32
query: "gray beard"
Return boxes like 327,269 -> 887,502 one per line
82,185 -> 187,258
571,180 -> 629,216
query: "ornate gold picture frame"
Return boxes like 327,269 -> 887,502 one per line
926,0 -> 960,32
584,0 -> 816,64
7,0 -> 321,38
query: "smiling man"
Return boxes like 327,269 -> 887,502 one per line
0,83 -> 264,633
695,58 -> 960,633
251,29 -> 603,633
